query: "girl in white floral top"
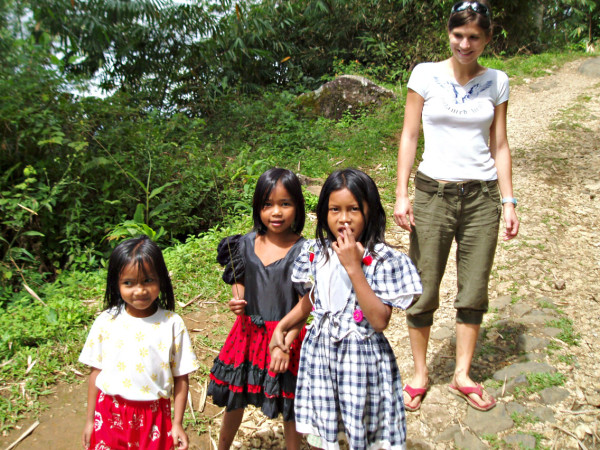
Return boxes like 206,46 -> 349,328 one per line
79,236 -> 199,450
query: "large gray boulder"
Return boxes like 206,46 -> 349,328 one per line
298,75 -> 397,120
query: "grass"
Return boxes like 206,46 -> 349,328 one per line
480,51 -> 587,81
556,354 -> 576,365
546,317 -> 580,346
510,411 -> 538,427
0,270 -> 104,432
514,372 -> 567,397
481,434 -> 502,449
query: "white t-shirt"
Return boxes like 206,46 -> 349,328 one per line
407,62 -> 510,182
79,306 -> 199,401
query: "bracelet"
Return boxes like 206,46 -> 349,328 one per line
501,197 -> 517,207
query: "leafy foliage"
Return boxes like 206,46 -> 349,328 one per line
1,0 -> 596,297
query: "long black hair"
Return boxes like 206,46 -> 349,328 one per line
448,0 -> 492,36
315,168 -> 386,257
252,168 -> 306,235
104,235 -> 175,313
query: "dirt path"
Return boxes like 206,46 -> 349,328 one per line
1,58 -> 599,450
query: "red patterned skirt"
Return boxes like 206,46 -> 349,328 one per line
208,315 -> 305,421
88,392 -> 173,450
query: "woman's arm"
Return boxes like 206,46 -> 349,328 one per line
394,89 -> 425,231
334,225 -> 392,332
82,368 -> 101,449
171,374 -> 190,450
489,101 -> 520,241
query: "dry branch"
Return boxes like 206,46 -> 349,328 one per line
5,420 -> 39,450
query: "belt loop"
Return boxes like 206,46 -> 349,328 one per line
437,182 -> 444,198
480,180 -> 489,195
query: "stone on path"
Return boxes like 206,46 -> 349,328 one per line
531,405 -> 556,423
504,432 -> 537,449
405,437 -> 435,449
431,326 -> 453,340
505,374 -> 529,394
493,361 -> 556,381
511,303 -> 532,317
505,401 -> 527,415
515,313 -> 556,325
517,334 -> 550,351
453,429 -> 488,450
434,425 -> 461,442
577,57 -> 600,77
542,326 -> 562,338
490,295 -> 512,310
538,387 -> 570,404
464,403 -> 514,434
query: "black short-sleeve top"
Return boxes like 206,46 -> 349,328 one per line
237,232 -> 307,322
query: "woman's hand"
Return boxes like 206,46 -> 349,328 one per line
393,195 -> 414,232
502,204 -> 519,240
228,298 -> 247,315
269,346 -> 290,373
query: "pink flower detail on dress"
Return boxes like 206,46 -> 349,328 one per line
309,252 -> 315,262
353,309 -> 363,322
362,255 -> 373,266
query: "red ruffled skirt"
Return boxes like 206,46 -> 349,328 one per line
208,315 -> 305,421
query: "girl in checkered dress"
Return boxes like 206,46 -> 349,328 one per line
271,169 -> 422,450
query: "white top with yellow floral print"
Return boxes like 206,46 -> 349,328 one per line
79,306 -> 199,401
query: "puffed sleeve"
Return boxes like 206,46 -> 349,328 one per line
371,248 -> 422,309
170,315 -> 200,377
291,240 -> 314,295
216,234 -> 245,285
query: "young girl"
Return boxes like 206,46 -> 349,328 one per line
79,236 -> 199,450
271,168 -> 422,450
394,0 -> 519,412
207,168 -> 308,450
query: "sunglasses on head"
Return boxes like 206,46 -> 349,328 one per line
451,1 -> 490,17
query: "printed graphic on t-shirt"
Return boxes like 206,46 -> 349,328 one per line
434,77 -> 493,115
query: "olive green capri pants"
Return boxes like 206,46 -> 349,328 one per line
406,171 -> 502,328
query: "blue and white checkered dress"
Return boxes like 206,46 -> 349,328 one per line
292,240 -> 422,450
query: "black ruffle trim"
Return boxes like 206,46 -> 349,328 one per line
249,315 -> 265,327
207,357 -> 297,421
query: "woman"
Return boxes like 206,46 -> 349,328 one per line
394,0 -> 519,412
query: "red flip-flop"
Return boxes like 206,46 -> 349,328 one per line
448,383 -> 496,411
403,384 -> 428,412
